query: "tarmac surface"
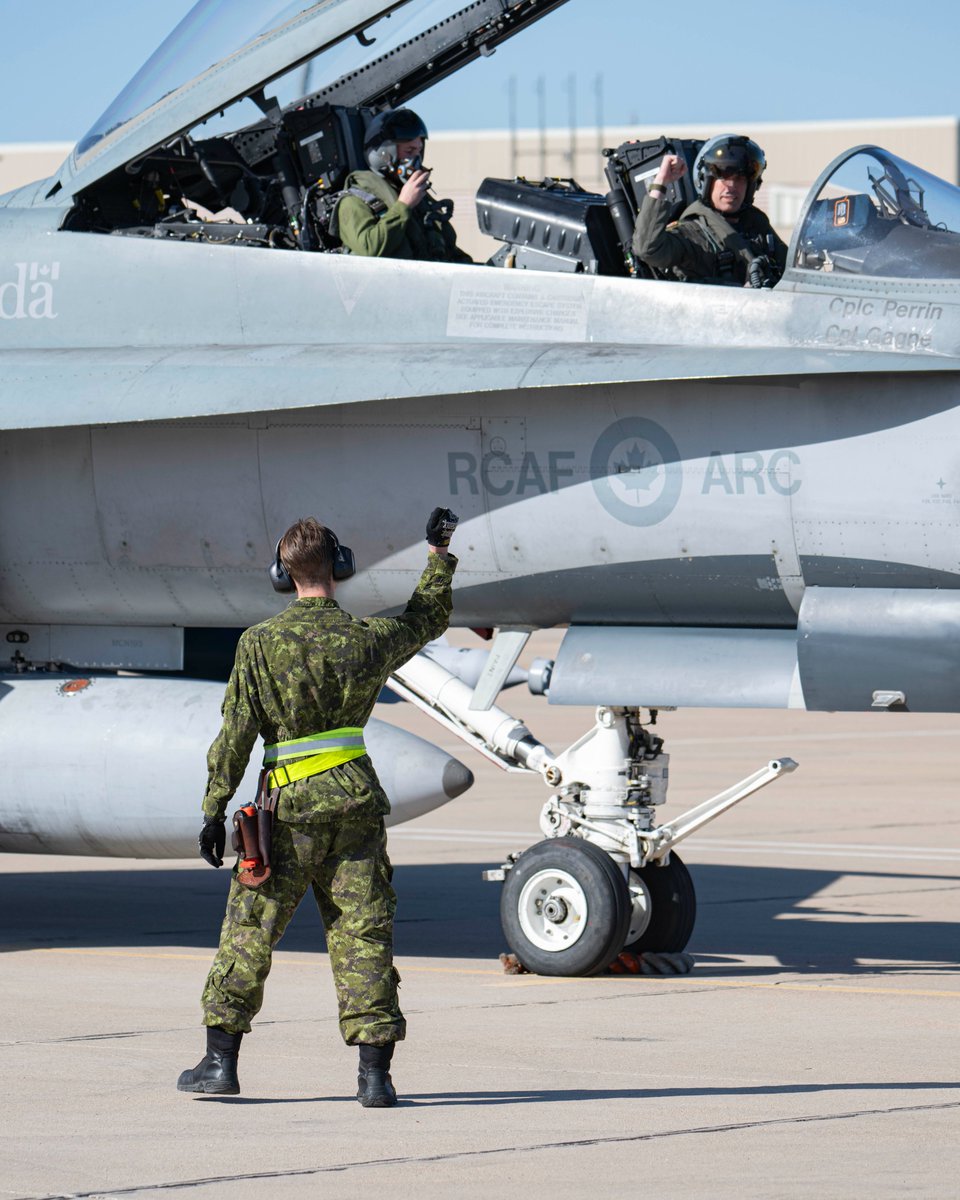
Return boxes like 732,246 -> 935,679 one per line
3,631 -> 959,1199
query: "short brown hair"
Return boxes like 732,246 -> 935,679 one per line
279,518 -> 336,587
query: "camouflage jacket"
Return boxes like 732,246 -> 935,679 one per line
203,553 -> 457,823
335,169 -> 472,263
632,194 -> 787,285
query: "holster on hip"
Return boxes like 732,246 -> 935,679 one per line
230,772 -> 280,889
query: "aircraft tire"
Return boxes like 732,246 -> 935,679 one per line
500,837 -> 631,976
623,853 -> 697,954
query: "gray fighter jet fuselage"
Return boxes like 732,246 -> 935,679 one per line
4,165 -> 958,712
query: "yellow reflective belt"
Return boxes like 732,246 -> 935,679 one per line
262,727 -> 367,789
262,727 -> 365,765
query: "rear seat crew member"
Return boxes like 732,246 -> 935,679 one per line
335,108 -> 472,263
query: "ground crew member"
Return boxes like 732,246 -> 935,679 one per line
335,108 -> 472,262
177,509 -> 459,1107
632,134 -> 787,287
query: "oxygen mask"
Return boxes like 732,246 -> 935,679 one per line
395,154 -> 426,182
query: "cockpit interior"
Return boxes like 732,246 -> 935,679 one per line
57,0 -> 960,284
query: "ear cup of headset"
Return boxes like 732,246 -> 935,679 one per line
269,532 -> 356,590
331,538 -> 356,582
269,539 -> 295,593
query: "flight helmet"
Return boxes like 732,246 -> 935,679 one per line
364,109 -> 428,176
693,134 -> 766,208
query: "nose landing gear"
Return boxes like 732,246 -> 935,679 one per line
499,843 -> 697,976
392,655 -> 797,977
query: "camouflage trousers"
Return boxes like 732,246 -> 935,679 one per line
200,815 -> 404,1045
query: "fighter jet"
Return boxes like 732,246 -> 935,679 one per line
1,0 -> 958,975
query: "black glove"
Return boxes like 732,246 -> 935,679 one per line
199,819 -> 226,868
425,507 -> 459,547
748,255 -> 778,290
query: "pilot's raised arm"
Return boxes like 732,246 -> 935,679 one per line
335,109 -> 472,263
633,136 -> 787,287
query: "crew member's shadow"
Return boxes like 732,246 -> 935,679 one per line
206,1080 -> 960,1107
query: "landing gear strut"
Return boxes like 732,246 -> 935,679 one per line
391,656 -> 797,977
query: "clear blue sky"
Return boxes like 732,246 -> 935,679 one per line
1,0 -> 958,143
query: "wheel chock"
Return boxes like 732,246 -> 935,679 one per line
608,950 -> 695,975
499,952 -> 530,974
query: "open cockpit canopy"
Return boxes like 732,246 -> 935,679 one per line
54,0 -> 569,198
791,145 -> 960,279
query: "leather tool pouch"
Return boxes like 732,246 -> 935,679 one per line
231,772 -> 280,889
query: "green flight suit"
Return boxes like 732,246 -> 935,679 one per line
200,552 -> 457,1043
335,169 -> 472,263
632,192 -> 787,285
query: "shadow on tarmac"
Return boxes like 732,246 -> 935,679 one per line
189,1080 -> 960,1107
2,860 -> 958,976
400,1081 -> 960,1106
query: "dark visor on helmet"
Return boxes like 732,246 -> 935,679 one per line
704,147 -> 763,181
380,112 -> 427,141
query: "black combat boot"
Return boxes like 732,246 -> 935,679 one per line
357,1043 -> 397,1108
177,1026 -> 242,1095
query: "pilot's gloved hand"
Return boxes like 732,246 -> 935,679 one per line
748,255 -> 778,290
398,169 -> 431,209
199,818 -> 226,868
425,507 -> 459,548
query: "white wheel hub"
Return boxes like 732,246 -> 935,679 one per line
517,868 -> 588,952
626,872 -> 652,943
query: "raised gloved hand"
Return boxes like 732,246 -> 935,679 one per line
199,818 -> 226,868
425,507 -> 459,548
748,255 -> 778,290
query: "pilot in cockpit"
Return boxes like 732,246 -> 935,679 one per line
633,134 -> 787,288
334,109 -> 472,264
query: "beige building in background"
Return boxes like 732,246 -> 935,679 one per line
3,116 -> 958,262
0,143 -> 73,197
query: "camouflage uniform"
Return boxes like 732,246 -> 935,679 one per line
335,169 -> 473,263
199,552 -> 457,1043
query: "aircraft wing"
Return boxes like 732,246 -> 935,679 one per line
1,341 -> 952,431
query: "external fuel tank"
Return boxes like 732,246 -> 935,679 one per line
0,674 -> 473,857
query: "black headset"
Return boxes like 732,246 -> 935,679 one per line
269,530 -> 356,593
